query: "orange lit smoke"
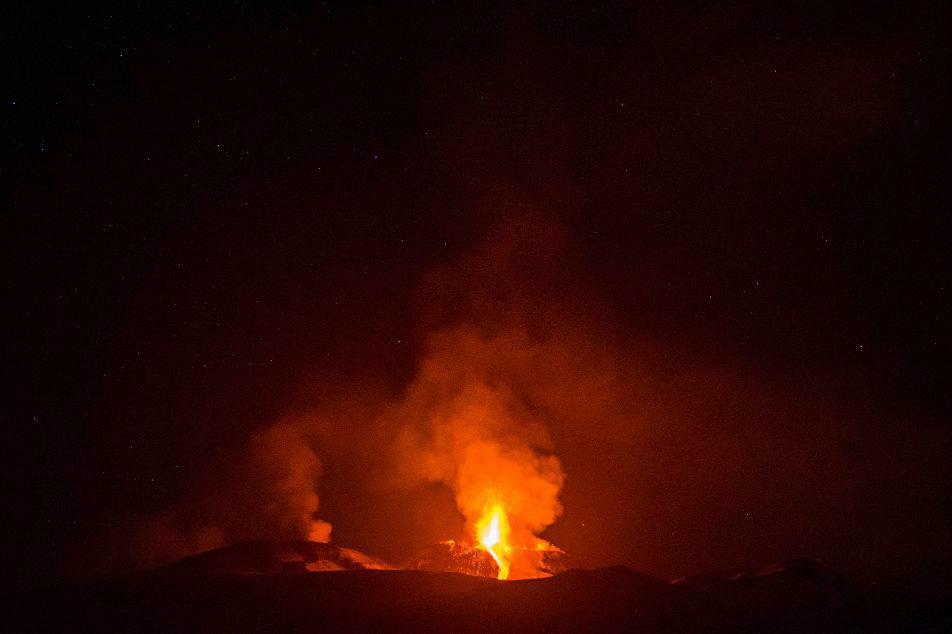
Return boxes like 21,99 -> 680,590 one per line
393,326 -> 566,579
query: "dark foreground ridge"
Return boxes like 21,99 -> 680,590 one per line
2,541 -> 950,632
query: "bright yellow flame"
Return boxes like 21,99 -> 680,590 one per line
476,498 -> 511,580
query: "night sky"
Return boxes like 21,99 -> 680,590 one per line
4,2 -> 952,592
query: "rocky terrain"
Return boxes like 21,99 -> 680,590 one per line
2,541 -> 950,632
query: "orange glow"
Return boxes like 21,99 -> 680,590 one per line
476,497 -> 512,579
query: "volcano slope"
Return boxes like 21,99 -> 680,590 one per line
3,541 -> 950,632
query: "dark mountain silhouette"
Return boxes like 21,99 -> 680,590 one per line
165,540 -> 394,575
2,541 -> 950,632
672,558 -> 851,589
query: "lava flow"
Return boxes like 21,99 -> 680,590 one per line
476,499 -> 512,579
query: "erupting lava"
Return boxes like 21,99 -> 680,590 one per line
476,498 -> 512,580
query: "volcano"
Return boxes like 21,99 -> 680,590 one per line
407,540 -> 569,579
3,540 -> 950,632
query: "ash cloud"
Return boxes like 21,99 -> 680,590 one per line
78,210 -> 951,584
389,327 -> 567,551
74,421 -> 331,575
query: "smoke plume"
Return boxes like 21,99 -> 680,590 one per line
78,212 -> 952,584
390,326 -> 567,559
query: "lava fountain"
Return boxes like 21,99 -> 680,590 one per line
395,331 -> 571,580
476,497 -> 512,579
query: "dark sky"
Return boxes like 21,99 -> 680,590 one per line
4,2 -> 951,591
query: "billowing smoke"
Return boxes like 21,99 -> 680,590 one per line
390,326 -> 567,561
75,420 -> 332,575
87,214 -> 575,575
77,212 -> 952,585
247,422 -> 332,543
